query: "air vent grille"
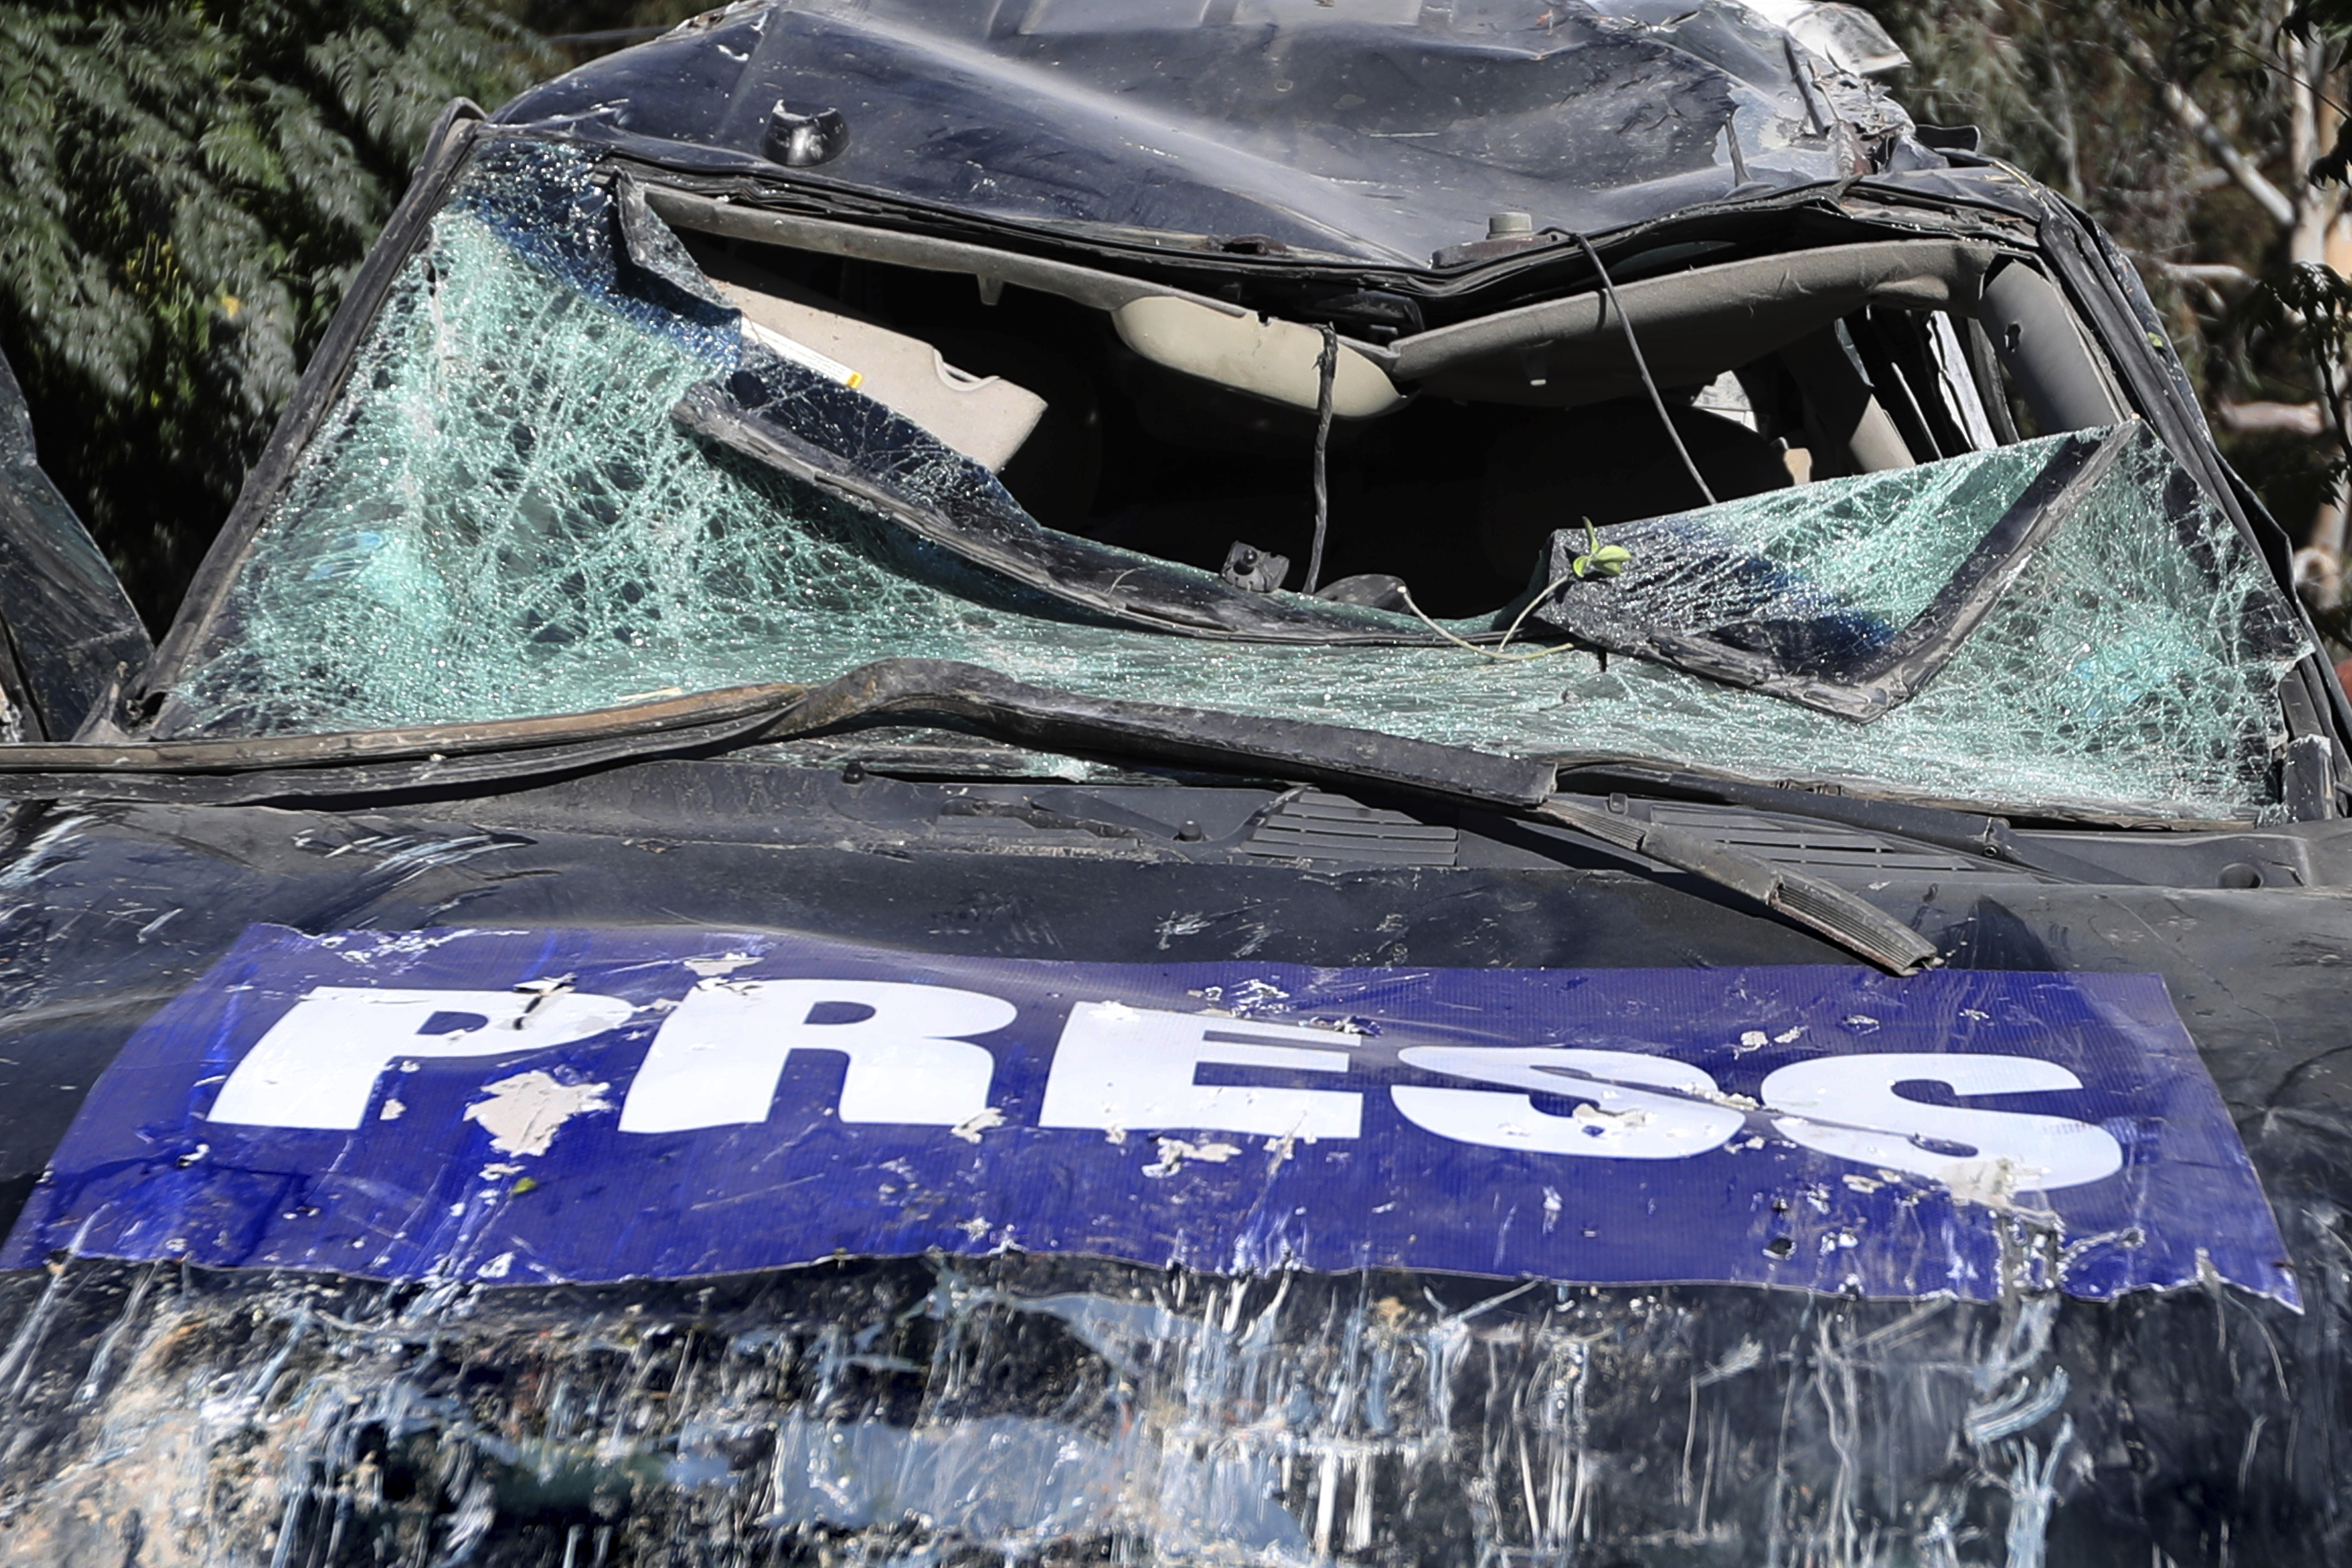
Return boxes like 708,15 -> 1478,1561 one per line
1642,803 -> 1987,875
1243,790 -> 1459,866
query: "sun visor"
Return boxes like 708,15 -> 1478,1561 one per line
647,188 -> 1402,420
705,270 -> 1048,473
1112,297 -> 1404,418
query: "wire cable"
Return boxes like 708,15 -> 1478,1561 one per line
1393,582 -> 1579,664
1571,233 -> 1717,508
1305,324 -> 1339,593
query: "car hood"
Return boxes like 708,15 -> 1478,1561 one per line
1,781 -> 2351,1561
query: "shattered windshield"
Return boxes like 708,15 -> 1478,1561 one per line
156,138 -> 2307,820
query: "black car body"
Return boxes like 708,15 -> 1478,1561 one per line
2,3 -> 2351,1563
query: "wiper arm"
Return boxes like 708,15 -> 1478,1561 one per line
777,661 -> 1557,804
1,659 -> 1939,972
1536,796 -> 1940,975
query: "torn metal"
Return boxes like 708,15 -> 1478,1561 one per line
493,0 -> 1925,269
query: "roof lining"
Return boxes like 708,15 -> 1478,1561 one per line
1388,239 -> 2015,407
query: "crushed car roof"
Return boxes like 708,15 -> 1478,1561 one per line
496,0 -> 1932,268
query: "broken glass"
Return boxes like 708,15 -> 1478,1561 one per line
158,137 -> 2309,821
1524,424 -> 2282,723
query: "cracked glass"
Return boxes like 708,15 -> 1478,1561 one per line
158,138 -> 2310,821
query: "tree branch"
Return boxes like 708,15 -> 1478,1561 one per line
2152,260 -> 2258,286
2125,31 -> 2299,225
2215,400 -> 2329,435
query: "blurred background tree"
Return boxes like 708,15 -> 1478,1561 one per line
0,0 -> 710,630
7,0 -> 2352,663
1873,0 -> 2352,657
508,0 -> 709,65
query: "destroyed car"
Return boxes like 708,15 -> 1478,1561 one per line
2,1 -> 2351,1563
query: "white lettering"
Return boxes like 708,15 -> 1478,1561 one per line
618,980 -> 1013,1133
1039,1003 -> 1360,1139
206,972 -> 2137,1205
1390,1047 -> 1745,1158
1760,1053 -> 2124,1191
207,987 -> 635,1130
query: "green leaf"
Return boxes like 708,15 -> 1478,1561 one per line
0,0 -> 546,625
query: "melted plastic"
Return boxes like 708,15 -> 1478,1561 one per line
0,1248 -> 2303,1568
161,140 -> 2309,820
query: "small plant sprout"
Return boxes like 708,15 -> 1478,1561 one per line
1572,519 -> 1632,580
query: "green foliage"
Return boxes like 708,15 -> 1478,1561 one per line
1874,2 -> 2171,205
2250,261 -> 2352,414
1569,519 -> 1632,580
1871,3 -> 2259,325
514,0 -> 710,44
2279,3 -> 2352,184
0,0 -> 546,628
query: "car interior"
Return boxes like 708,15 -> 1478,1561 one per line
652,186 -> 2127,619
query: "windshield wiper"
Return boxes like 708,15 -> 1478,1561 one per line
0,660 -> 1550,805
0,659 -> 1940,972
1536,796 -> 1939,973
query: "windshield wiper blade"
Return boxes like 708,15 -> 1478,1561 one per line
1538,796 -> 1941,974
777,660 -> 1557,804
836,669 -> 1938,969
3,659 -> 1939,971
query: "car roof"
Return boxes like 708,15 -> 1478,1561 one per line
494,0 -> 1932,270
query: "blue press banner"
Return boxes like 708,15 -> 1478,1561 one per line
1,924 -> 2294,1304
